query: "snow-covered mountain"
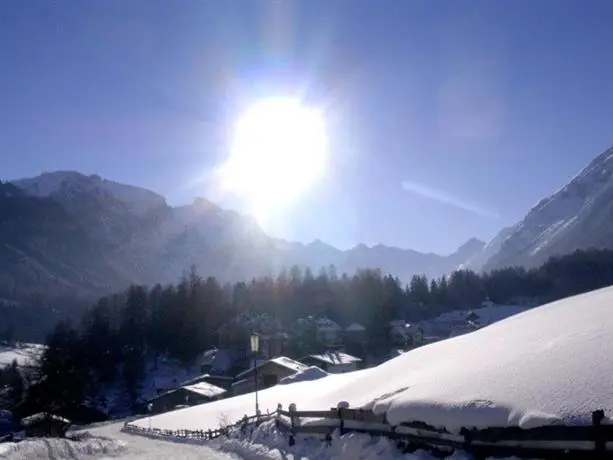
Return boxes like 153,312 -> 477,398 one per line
460,226 -> 515,272
483,145 -> 613,271
1,171 -> 486,298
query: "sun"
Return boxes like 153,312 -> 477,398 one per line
218,97 -> 328,224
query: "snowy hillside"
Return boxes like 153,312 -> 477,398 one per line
137,285 -> 613,433
484,145 -> 613,271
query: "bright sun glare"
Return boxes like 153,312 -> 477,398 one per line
219,97 -> 328,224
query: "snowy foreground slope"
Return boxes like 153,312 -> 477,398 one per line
138,286 -> 613,433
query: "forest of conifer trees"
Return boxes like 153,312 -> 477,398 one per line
4,248 -> 613,419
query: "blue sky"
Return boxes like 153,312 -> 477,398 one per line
2,0 -> 613,254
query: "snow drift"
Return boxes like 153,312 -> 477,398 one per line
137,286 -> 613,433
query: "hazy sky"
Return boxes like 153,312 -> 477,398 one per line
2,0 -> 613,254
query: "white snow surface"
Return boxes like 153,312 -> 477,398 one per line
137,286 -> 613,434
0,343 -> 44,368
0,423 -> 237,459
307,352 -> 362,365
183,381 -> 227,398
237,357 -> 308,379
210,419 -> 480,460
279,366 -> 328,385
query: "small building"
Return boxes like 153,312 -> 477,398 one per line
315,318 -> 342,345
231,356 -> 307,396
466,311 -> 481,326
449,323 -> 479,338
149,381 -> 227,414
344,323 -> 366,343
390,321 -> 424,347
200,348 -> 243,376
300,351 -> 362,373
180,374 -> 234,391
258,332 -> 291,360
20,413 -> 71,438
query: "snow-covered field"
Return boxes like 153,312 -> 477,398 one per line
0,343 -> 44,368
136,286 -> 613,434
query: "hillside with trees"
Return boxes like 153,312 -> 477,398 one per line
4,248 -> 613,419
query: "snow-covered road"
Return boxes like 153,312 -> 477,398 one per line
0,422 -> 240,459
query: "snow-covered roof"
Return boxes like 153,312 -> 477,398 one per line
345,323 -> 366,332
136,286 -> 613,435
236,356 -> 307,379
306,351 -> 362,366
279,366 -> 328,385
21,413 -> 70,426
182,382 -> 226,398
315,318 -> 341,330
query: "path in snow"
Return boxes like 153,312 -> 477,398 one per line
0,422 -> 240,460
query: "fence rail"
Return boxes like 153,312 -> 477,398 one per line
122,403 -> 613,459
122,413 -> 262,441
276,405 -> 613,459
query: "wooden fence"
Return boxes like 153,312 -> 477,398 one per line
276,404 -> 613,459
122,403 -> 613,459
122,413 -> 263,441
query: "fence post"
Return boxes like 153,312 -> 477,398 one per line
592,409 -> 605,458
289,403 -> 297,446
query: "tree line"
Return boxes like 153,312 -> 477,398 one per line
4,248 -> 613,419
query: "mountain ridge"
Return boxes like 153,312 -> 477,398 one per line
2,171 -> 486,299
483,144 -> 613,271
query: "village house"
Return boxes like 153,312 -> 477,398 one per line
148,381 -> 227,414
315,317 -> 342,345
179,374 -> 234,391
389,320 -> 424,347
20,413 -> 71,438
300,351 -> 362,373
257,332 -> 291,360
344,323 -> 366,343
231,356 -> 307,396
199,348 -> 245,376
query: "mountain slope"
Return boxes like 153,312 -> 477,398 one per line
484,145 -> 613,271
2,172 -> 486,298
0,182 -> 124,298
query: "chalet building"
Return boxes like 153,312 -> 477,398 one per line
20,413 -> 71,438
149,381 -> 227,414
315,318 -> 342,345
344,323 -> 366,343
389,320 -> 424,347
231,357 -> 307,396
180,374 -> 234,391
300,351 -> 362,373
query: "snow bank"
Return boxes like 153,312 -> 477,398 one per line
279,366 -> 328,385
137,286 -> 613,434
0,436 -> 126,459
211,419 -> 475,460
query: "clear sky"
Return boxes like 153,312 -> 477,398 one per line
2,0 -> 613,254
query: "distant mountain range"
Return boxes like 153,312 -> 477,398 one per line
4,143 -> 613,300
1,171 -> 484,299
